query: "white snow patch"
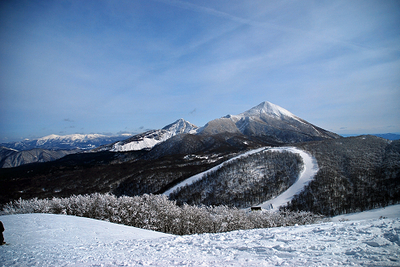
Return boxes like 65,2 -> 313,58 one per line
331,204 -> 400,222
111,136 -> 166,151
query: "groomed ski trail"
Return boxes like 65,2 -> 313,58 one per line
163,147 -> 319,211
163,147 -> 268,196
258,147 -> 318,211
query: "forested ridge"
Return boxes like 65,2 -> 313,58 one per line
1,134 -> 398,220
170,150 -> 303,208
286,136 -> 400,216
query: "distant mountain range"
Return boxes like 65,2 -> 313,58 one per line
1,101 -> 399,216
0,134 -> 132,168
0,147 -> 80,168
97,101 -> 340,154
1,133 -> 133,151
342,133 -> 400,140
2,101 -> 397,168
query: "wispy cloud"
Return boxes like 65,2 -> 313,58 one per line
0,0 -> 399,139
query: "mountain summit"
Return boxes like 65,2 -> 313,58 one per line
97,119 -> 198,152
197,101 -> 340,143
239,101 -> 299,119
95,102 -> 339,153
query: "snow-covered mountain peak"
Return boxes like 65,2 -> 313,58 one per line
38,133 -> 108,142
162,118 -> 198,134
197,101 -> 340,142
240,101 -> 298,120
107,119 -> 198,152
35,134 -> 111,147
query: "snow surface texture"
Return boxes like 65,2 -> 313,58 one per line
1,208 -> 400,266
164,146 -> 318,212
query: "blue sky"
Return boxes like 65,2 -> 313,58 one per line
1,0 -> 399,142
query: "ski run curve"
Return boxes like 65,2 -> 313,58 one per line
163,146 -> 318,211
163,147 -> 267,197
258,147 -> 318,211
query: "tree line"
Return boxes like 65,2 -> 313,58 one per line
1,193 -> 323,235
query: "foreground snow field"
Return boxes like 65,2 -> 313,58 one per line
1,206 -> 400,266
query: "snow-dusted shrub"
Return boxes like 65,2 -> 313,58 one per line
1,193 -> 323,235
2,197 -> 51,214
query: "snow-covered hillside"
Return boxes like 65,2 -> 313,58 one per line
97,119 -> 198,152
164,146 -> 318,211
196,101 -> 340,142
163,147 -> 268,196
1,206 -> 399,266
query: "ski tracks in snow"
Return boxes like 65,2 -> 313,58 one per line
163,146 -> 319,211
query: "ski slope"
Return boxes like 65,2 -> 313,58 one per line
1,207 -> 400,266
163,147 -> 268,196
164,146 -> 318,211
258,147 -> 318,210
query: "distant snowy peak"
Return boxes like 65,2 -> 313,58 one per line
109,119 -> 198,152
197,101 -> 340,143
240,101 -> 299,120
36,134 -> 110,146
2,134 -> 133,151
224,101 -> 305,126
162,118 -> 198,134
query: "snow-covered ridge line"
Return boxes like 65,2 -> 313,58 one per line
163,147 -> 269,196
110,119 -> 198,152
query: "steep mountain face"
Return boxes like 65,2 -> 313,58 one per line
1,134 -> 132,151
96,119 -> 198,152
197,102 -> 340,143
0,147 -> 80,168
